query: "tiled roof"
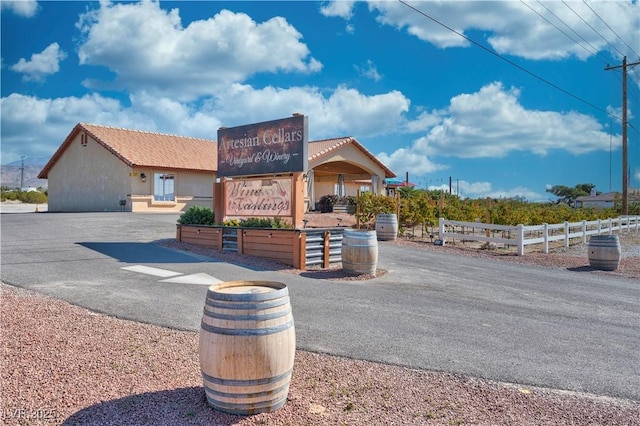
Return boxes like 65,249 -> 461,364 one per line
39,124 -> 396,179
39,123 -> 217,178
308,136 -> 396,178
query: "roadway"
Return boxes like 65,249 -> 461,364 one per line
1,210 -> 638,401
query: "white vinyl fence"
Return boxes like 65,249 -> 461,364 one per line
438,216 -> 640,256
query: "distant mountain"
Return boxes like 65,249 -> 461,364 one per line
1,158 -> 49,189
4,156 -> 51,167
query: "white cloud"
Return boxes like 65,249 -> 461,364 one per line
0,83 -> 412,163
374,81 -> 616,191
76,2 -> 322,101
419,82 -> 616,158
319,1 -> 356,19
11,43 -> 67,82
0,93 -> 124,160
203,83 -> 411,139
378,147 -> 448,175
354,60 -> 382,82
1,0 -> 38,18
367,1 -> 640,61
428,180 -> 545,201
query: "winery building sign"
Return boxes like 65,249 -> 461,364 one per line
217,115 -> 308,177
225,177 -> 292,216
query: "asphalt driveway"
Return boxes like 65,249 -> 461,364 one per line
1,210 -> 638,401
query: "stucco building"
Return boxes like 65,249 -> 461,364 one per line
39,123 -> 395,213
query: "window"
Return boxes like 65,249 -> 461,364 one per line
154,173 -> 175,201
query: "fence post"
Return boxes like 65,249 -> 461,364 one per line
608,218 -> 613,235
439,217 -> 446,246
295,231 -> 306,271
582,220 -> 587,244
564,221 -> 569,248
517,224 -> 524,256
543,223 -> 549,253
597,219 -> 602,235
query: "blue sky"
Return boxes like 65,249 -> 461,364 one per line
1,0 -> 639,201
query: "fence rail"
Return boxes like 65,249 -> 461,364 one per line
438,216 -> 640,256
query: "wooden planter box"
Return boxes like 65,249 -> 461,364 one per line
176,225 -> 345,271
239,228 -> 304,268
177,225 -> 306,269
176,224 -> 223,249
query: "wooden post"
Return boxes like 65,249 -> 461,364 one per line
215,228 -> 223,251
323,231 -> 331,269
516,224 -> 525,256
356,190 -> 360,230
543,223 -> 549,254
294,231 -> 306,271
237,229 -> 244,255
213,179 -> 225,224
485,197 -> 491,238
291,172 -> 305,229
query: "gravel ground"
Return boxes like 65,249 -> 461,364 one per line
2,212 -> 639,425
2,284 -> 639,426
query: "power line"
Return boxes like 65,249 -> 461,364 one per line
605,57 -> 640,215
561,0 -> 628,59
582,0 -> 640,60
397,0 -> 631,129
527,0 -> 608,65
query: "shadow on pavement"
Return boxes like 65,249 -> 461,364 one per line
79,242 -> 207,264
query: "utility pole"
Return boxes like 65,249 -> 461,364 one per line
20,155 -> 25,191
605,56 -> 640,216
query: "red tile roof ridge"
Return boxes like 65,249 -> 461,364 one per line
79,123 -> 216,142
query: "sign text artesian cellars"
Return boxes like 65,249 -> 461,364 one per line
217,115 -> 308,177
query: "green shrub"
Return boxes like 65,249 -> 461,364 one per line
235,217 -> 293,229
177,206 -> 215,225
21,191 -> 47,204
355,192 -> 396,226
0,189 -> 47,203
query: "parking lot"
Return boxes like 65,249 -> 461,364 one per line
1,209 -> 639,400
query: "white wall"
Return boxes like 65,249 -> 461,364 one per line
47,133 -> 132,212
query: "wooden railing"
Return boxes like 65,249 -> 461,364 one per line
438,216 -> 640,256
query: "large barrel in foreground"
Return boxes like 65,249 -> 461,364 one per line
199,281 -> 295,415
588,235 -> 621,271
341,229 -> 378,275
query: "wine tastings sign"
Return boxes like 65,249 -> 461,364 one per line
226,177 -> 292,216
217,115 -> 308,177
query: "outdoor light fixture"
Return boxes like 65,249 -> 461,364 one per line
140,173 -> 147,182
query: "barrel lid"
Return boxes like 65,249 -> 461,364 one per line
207,281 -> 288,300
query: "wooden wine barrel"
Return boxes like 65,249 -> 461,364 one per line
199,281 -> 296,415
588,235 -> 621,271
341,229 -> 378,275
375,214 -> 398,241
